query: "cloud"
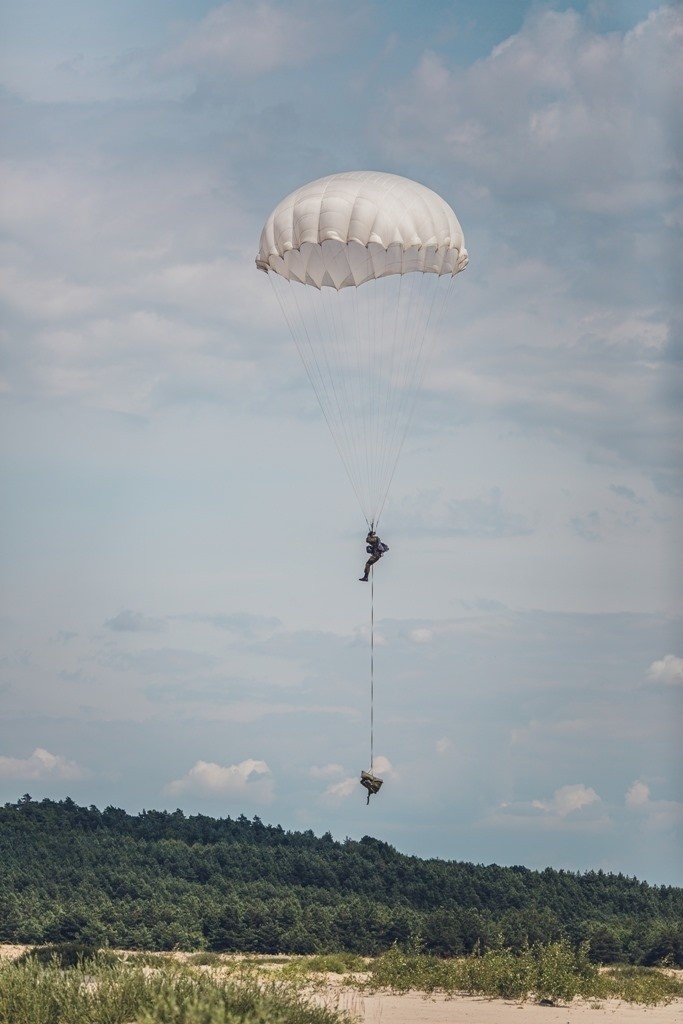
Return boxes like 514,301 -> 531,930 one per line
379,6 -> 683,211
609,484 -> 645,505
0,150 -> 265,416
647,654 -> 683,685
158,1 -> 357,78
626,780 -> 650,807
104,647 -> 220,676
165,758 -> 273,800
326,777 -> 358,799
0,747 -> 86,781
436,737 -> 452,755
394,487 -> 533,538
370,755 -> 395,778
532,783 -> 601,818
625,779 -> 683,829
409,628 -> 434,644
105,610 -> 165,633
571,511 -> 602,542
178,612 -> 281,638
324,755 -> 396,800
373,8 -> 681,497
310,763 -> 344,779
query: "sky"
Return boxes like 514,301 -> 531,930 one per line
1,0 -> 681,886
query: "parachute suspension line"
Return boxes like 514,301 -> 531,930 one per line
306,284 -> 358,492
269,263 -> 458,530
370,564 -> 375,773
327,245 -> 376,524
334,276 -> 374,528
373,269 -> 405,526
376,270 -> 420,516
268,275 -> 370,524
390,275 -> 455,486
374,273 -> 454,527
348,282 -> 374,528
375,277 -> 441,524
374,271 -> 431,521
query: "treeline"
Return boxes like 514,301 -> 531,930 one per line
1,796 -> 681,964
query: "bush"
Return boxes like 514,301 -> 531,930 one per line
300,953 -> 366,974
0,957 -> 348,1024
15,942 -> 117,969
369,941 -> 605,1004
601,966 -> 683,1006
188,952 -> 225,967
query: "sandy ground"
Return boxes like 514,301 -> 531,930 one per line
1,946 -> 681,1023
329,987 -> 683,1023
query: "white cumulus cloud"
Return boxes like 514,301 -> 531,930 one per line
647,655 -> 683,685
0,747 -> 86,781
325,755 -> 396,800
380,6 -> 683,211
626,780 -> 651,807
533,783 -> 600,817
372,755 -> 396,778
165,758 -> 273,801
625,780 -> 683,830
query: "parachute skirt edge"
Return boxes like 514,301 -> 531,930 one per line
256,238 -> 468,291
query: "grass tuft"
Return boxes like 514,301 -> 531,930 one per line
0,956 -> 350,1024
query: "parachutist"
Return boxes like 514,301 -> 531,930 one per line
359,530 -> 389,581
360,770 -> 383,804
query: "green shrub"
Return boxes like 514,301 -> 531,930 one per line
532,941 -> 584,1004
367,946 -> 457,994
300,953 -> 366,975
0,957 -> 348,1024
188,952 -> 225,967
461,948 -> 535,1001
15,943 -> 117,969
601,965 -> 683,1005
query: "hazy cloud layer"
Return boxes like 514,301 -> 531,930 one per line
105,610 -> 166,633
158,1 -> 362,79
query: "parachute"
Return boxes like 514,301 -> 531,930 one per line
257,171 -> 468,802
256,170 -> 468,528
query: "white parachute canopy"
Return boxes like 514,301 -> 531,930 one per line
257,171 -> 468,526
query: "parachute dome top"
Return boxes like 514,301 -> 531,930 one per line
256,170 -> 468,290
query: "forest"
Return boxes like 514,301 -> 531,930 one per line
1,796 -> 681,965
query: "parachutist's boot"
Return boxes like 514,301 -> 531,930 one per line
359,574 -> 368,582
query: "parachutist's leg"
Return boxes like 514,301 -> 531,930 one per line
359,553 -> 380,581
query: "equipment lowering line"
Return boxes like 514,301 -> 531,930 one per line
370,564 -> 375,773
